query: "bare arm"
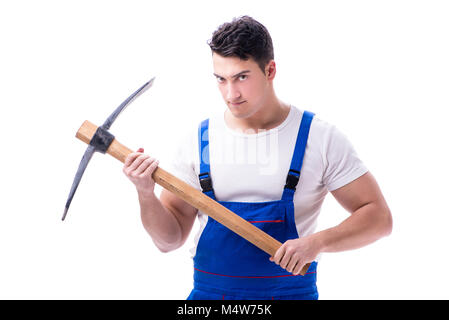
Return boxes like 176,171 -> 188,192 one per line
123,150 -> 198,252
317,171 -> 392,252
271,172 -> 393,275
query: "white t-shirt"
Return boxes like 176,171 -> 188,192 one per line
166,105 -> 368,257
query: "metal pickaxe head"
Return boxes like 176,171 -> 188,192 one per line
62,77 -> 155,221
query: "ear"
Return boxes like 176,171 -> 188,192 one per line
265,60 -> 276,80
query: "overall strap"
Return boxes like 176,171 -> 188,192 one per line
282,110 -> 315,201
198,119 -> 216,200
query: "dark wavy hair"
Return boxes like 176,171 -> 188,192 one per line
208,16 -> 274,73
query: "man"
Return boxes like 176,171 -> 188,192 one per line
123,16 -> 392,300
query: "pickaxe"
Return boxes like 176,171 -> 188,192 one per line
63,79 -> 311,275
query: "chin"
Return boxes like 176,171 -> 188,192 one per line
228,109 -> 250,119
228,104 -> 253,119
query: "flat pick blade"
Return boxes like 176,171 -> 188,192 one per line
62,145 -> 96,221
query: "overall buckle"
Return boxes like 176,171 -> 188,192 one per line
199,172 -> 214,193
284,169 -> 301,191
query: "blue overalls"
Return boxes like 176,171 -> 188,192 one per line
187,111 -> 317,300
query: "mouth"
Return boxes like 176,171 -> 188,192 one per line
229,100 -> 246,107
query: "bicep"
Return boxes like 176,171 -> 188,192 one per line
330,171 -> 386,213
160,189 -> 198,244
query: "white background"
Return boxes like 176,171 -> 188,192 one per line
0,0 -> 448,299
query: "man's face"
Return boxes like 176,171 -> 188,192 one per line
212,53 -> 272,119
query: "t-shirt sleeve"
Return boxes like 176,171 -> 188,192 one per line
322,125 -> 368,191
164,126 -> 201,190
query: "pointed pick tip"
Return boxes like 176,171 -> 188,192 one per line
147,77 -> 155,87
61,207 -> 68,221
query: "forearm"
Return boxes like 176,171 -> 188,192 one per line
272,173 -> 392,275
138,191 -> 183,252
314,201 -> 392,253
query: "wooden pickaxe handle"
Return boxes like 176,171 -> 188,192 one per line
76,120 -> 311,276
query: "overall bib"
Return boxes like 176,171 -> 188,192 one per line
187,111 -> 317,300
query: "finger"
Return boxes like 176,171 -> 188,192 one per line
124,147 -> 145,167
279,251 -> 292,269
292,261 -> 305,276
128,154 -> 150,172
135,157 -> 155,175
141,159 -> 159,177
271,245 -> 286,265
124,152 -> 142,168
285,254 -> 299,273
279,242 -> 295,269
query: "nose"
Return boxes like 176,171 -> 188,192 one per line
226,83 -> 241,102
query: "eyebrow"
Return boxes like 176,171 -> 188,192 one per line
213,70 -> 251,79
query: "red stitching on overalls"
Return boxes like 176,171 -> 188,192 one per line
194,267 -> 316,278
247,220 -> 285,223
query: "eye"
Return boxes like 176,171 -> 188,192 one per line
216,76 -> 225,83
238,74 -> 248,81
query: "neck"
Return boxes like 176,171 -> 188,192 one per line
225,95 -> 290,132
